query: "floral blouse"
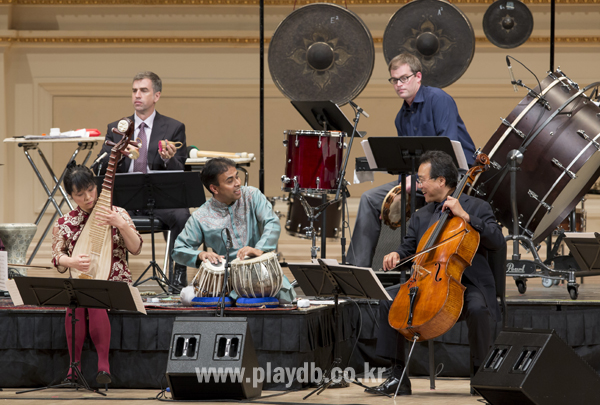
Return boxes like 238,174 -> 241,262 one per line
51,206 -> 143,284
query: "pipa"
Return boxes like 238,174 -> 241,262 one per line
70,118 -> 137,280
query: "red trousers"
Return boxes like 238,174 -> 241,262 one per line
65,308 -> 111,374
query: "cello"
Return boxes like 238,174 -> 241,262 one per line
388,153 -> 491,342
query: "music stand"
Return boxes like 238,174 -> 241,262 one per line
291,100 -> 357,135
95,172 -> 205,294
288,259 -> 390,398
291,100 -> 365,263
6,277 -> 146,396
367,136 -> 462,241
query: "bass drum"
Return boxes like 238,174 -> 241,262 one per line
470,70 -> 600,244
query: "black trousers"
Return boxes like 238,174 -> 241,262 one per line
376,277 -> 494,368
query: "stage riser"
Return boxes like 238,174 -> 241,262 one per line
3,303 -> 600,389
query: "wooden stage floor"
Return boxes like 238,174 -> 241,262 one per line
0,377 -> 482,404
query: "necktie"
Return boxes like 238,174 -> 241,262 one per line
133,123 -> 148,173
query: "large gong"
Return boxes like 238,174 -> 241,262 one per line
268,3 -> 374,105
383,0 -> 475,88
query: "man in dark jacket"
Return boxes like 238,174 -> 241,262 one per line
366,150 -> 505,396
96,71 -> 190,290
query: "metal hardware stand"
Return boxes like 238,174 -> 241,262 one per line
8,139 -> 101,264
504,149 -> 581,300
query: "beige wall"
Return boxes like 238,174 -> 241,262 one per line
1,1 -> 600,243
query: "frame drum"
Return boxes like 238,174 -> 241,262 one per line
470,70 -> 600,244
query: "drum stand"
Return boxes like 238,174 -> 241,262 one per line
504,149 -> 581,299
297,193 -> 335,260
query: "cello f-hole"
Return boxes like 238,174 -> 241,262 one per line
434,262 -> 442,282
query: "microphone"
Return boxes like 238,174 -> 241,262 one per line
225,228 -> 233,249
91,152 -> 107,168
349,100 -> 370,118
506,56 -> 518,93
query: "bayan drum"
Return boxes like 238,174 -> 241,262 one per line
286,194 -> 342,239
230,252 -> 283,299
192,260 -> 231,297
469,70 -> 600,244
281,130 -> 345,193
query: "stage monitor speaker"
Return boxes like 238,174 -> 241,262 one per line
165,317 -> 262,400
472,328 -> 600,404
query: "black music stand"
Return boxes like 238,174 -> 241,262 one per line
291,100 -> 365,263
367,136 -> 463,241
6,277 -> 146,396
291,100 -> 357,135
95,172 -> 205,294
288,259 -> 390,398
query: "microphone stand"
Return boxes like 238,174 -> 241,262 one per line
336,100 -> 368,264
217,229 -> 233,317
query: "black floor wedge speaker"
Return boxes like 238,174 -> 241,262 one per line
165,317 -> 262,400
472,328 -> 600,405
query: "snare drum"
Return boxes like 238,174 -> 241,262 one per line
557,208 -> 586,233
281,130 -> 345,193
230,252 -> 283,298
192,260 -> 231,297
469,70 -> 600,244
285,194 -> 342,239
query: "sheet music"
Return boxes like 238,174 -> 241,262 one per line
5,279 -> 24,305
128,284 -> 147,315
361,139 -> 378,169
0,251 -> 6,291
451,140 -> 468,170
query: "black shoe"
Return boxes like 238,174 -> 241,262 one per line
96,371 -> 112,385
365,375 -> 411,396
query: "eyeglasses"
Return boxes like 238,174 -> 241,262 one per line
416,175 -> 437,185
388,74 -> 415,85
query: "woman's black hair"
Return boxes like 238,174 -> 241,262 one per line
64,162 -> 96,195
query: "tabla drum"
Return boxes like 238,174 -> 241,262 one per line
469,69 -> 600,244
281,130 -> 345,193
192,260 -> 231,297
230,252 -> 283,298
285,194 -> 342,239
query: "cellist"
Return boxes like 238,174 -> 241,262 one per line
365,150 -> 505,396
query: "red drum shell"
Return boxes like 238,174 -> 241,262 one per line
470,72 -> 600,244
282,130 -> 344,193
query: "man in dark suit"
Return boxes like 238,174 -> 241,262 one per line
366,150 -> 505,396
96,71 -> 190,290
